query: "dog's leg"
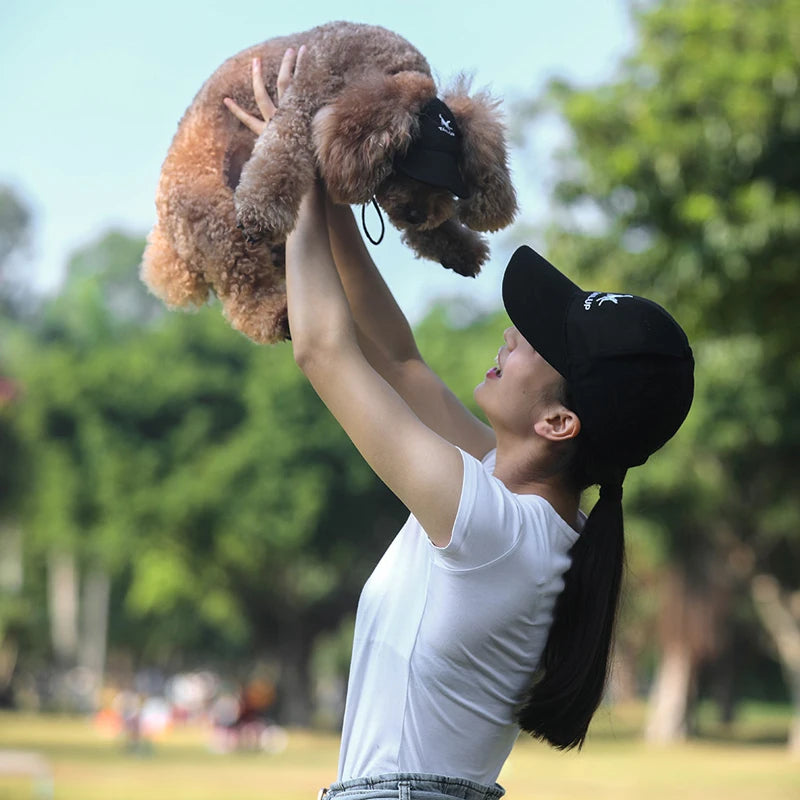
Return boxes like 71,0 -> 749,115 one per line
401,219 -> 489,277
234,96 -> 316,244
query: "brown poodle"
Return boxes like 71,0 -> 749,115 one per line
142,21 -> 517,343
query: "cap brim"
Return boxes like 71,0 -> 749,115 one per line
394,149 -> 471,198
502,246 -> 584,377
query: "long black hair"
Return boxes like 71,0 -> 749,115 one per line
516,385 -> 626,750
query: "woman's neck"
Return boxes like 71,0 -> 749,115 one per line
493,440 -> 581,531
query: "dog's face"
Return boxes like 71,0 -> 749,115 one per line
314,72 -> 517,236
375,173 -> 456,232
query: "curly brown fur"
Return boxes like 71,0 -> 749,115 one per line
142,22 -> 516,343
445,76 -> 518,232
313,72 -> 436,202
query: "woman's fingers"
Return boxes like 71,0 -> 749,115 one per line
276,47 -> 297,102
252,57 -> 276,122
223,46 -> 306,133
222,97 -> 267,135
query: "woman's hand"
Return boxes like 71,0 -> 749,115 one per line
223,45 -> 305,135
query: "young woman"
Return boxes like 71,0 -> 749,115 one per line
225,49 -> 694,800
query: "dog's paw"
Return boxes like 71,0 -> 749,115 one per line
235,199 -> 297,246
441,232 -> 488,277
440,256 -> 480,278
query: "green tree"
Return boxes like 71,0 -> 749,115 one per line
0,185 -> 32,319
7,229 -> 160,708
517,0 -> 800,747
9,228 -> 409,721
112,310 -> 407,723
0,183 -> 32,514
0,184 -> 34,705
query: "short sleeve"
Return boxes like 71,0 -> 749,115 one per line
431,448 -> 525,570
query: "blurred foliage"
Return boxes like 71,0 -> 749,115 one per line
0,188 -> 30,272
0,187 -> 33,518
0,186 -> 33,319
518,0 -> 800,582
3,229 -> 411,704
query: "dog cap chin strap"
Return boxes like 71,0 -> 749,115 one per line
361,196 -> 385,245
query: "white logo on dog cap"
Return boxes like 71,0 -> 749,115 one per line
583,292 -> 634,310
438,114 -> 455,136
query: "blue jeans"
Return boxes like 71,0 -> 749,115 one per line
321,773 -> 505,800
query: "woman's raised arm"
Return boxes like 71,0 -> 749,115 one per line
286,181 -> 464,547
324,197 -> 495,461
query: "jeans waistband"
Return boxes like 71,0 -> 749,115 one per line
323,772 -> 505,800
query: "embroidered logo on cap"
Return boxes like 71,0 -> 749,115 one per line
583,292 -> 633,310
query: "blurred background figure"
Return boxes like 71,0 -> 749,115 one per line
209,673 -> 287,754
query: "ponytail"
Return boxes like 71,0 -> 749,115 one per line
516,474 -> 625,750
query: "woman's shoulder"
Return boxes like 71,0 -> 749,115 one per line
460,447 -> 580,547
514,492 -> 582,548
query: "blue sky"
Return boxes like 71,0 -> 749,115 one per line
0,0 -> 632,321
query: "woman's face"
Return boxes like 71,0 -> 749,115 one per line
475,326 -> 567,438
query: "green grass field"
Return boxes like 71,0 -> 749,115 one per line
0,704 -> 797,800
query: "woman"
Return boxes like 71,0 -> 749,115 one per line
225,48 -> 694,799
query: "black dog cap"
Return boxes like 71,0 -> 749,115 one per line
394,97 -> 470,198
502,245 -> 694,469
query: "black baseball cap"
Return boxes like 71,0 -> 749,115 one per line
394,98 -> 470,198
502,246 -> 694,469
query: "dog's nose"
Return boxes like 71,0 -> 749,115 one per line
404,208 -> 427,225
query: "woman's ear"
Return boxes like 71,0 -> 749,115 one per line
443,77 -> 518,232
534,407 -> 581,442
313,72 -> 436,204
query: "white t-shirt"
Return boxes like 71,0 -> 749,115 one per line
337,448 -> 582,786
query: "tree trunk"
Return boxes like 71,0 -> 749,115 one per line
645,641 -> 693,742
0,521 -> 23,703
0,638 -> 17,707
276,626 -> 313,726
47,551 -> 78,667
0,521 -> 23,593
609,643 -> 639,704
78,567 -> 110,711
644,567 -> 722,743
751,574 -> 800,756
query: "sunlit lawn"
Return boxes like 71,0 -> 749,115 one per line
0,704 -> 797,800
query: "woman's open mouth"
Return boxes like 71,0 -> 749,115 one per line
486,353 -> 503,379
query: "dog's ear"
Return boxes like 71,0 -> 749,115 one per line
444,77 -> 518,232
313,72 -> 437,204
